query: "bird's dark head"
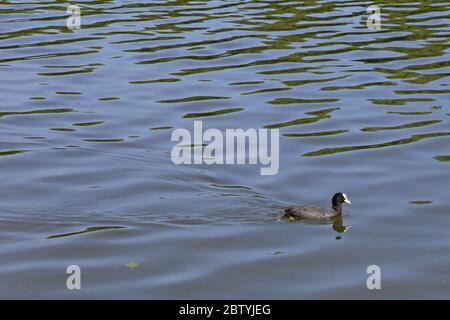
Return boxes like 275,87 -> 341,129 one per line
332,192 -> 351,207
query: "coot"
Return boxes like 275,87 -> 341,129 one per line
284,193 -> 351,220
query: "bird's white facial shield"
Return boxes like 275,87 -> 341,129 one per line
343,193 -> 351,204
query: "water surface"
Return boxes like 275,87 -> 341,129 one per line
0,0 -> 449,299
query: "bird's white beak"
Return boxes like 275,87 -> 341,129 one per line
343,193 -> 351,204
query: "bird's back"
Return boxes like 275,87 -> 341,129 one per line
284,205 -> 338,220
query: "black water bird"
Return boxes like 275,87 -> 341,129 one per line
284,192 -> 351,220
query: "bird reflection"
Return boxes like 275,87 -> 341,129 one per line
283,212 -> 351,236
332,214 -> 351,233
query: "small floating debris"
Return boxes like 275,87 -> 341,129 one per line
126,261 -> 139,270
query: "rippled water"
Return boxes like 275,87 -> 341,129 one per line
0,0 -> 449,299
